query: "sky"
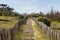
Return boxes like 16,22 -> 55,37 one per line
0,0 -> 60,14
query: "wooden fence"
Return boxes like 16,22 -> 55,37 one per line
0,19 -> 25,40
38,22 -> 60,40
32,18 -> 60,40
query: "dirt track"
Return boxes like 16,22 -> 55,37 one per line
19,19 -> 34,40
14,19 -> 50,40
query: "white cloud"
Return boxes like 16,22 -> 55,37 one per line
28,0 -> 38,3
0,0 -> 41,13
16,0 -> 41,13
18,4 -> 41,13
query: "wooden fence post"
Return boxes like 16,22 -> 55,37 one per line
56,32 -> 60,40
7,29 -> 13,40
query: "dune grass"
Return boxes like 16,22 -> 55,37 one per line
0,16 -> 19,29
14,19 -> 50,40
14,24 -> 26,40
33,22 -> 50,40
50,21 -> 60,28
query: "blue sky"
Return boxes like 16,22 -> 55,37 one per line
0,0 -> 60,13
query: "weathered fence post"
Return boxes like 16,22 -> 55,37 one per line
56,32 -> 60,40
38,22 -> 59,40
7,29 -> 12,40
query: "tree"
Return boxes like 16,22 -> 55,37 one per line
40,11 -> 44,17
6,6 -> 14,16
0,4 -> 7,11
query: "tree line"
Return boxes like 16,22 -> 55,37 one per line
27,8 -> 60,22
0,4 -> 24,19
0,4 -> 60,21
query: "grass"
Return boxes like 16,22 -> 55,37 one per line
38,17 -> 60,28
14,24 -> 26,40
33,22 -> 50,40
14,19 -> 50,40
14,23 -> 34,40
50,21 -> 60,32
50,21 -> 60,28
0,16 -> 19,29
37,16 -> 60,28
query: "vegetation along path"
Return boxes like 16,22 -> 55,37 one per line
14,18 -> 50,40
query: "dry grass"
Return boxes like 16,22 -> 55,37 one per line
33,23 -> 50,40
50,21 -> 60,28
50,21 -> 60,32
14,19 -> 50,40
0,16 -> 19,29
14,25 -> 25,40
30,19 -> 50,40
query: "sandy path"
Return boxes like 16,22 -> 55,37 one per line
19,19 -> 34,40
14,19 -> 50,40
31,19 -> 50,40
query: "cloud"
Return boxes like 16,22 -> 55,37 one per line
18,5 -> 41,13
15,0 -> 41,13
0,0 -> 41,13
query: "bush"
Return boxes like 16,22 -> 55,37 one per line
38,17 -> 51,26
0,11 -> 3,16
0,13 -> 2,16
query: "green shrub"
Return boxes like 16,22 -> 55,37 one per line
0,11 -> 3,16
38,17 -> 51,26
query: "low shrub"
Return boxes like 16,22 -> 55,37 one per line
38,17 -> 51,26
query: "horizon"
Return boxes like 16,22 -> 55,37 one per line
0,0 -> 60,14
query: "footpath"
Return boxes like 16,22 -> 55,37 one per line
14,19 -> 50,40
